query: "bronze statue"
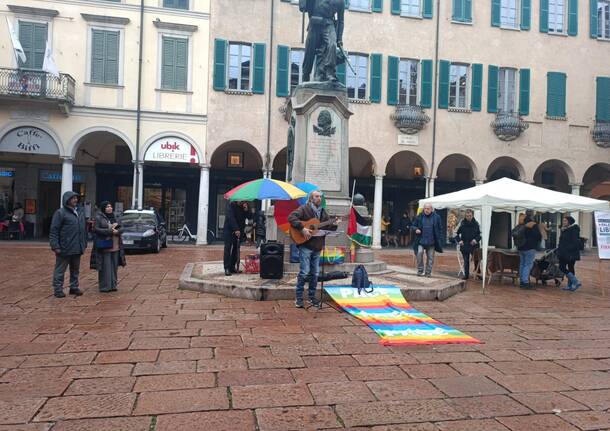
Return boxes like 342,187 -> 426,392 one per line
299,0 -> 345,83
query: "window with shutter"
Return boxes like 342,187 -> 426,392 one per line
399,59 -> 419,105
420,59 -> 432,108
90,29 -> 120,85
521,0 -> 532,28
452,0 -> 472,22
163,0 -> 189,10
387,56 -> 399,106
290,49 -> 304,94
161,36 -> 188,91
276,45 -> 290,97
597,0 -> 610,37
347,54 -> 369,100
449,63 -> 469,109
471,63 -> 482,111
228,43 -> 252,91
546,71 -> 567,118
498,68 -> 517,112
370,54 -> 382,103
596,77 -> 610,121
18,21 -> 47,70
400,0 -> 421,17
487,65 -> 499,113
519,68 -> 530,115
350,0 -> 371,11
501,0 -> 519,28
213,39 -> 227,91
548,0 -> 566,32
438,60 -> 450,109
252,43 -> 266,94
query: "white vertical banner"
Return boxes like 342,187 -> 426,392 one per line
6,17 -> 26,64
594,211 -> 610,260
43,39 -> 60,77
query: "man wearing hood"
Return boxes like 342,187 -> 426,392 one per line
49,191 -> 87,298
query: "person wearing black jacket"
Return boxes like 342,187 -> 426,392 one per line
557,216 -> 582,291
254,209 -> 266,248
455,209 -> 481,280
518,211 -> 542,289
223,201 -> 248,276
398,212 -> 411,247
49,191 -> 87,298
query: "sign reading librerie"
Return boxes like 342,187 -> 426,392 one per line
144,137 -> 199,164
594,211 -> 610,260
0,127 -> 59,155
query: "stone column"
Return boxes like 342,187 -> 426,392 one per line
132,161 -> 144,209
60,157 -> 73,205
262,168 -> 272,212
426,176 -> 436,198
196,164 -> 210,245
475,178 -> 485,186
570,182 -> 583,225
372,174 -> 384,249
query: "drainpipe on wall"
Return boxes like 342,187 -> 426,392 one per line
133,0 -> 145,209
427,0 -> 441,198
264,0 -> 275,178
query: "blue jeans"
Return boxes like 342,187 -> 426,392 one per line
519,249 -> 536,285
295,246 -> 320,301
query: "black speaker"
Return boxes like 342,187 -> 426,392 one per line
260,241 -> 284,279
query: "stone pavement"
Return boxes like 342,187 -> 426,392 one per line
0,242 -> 609,430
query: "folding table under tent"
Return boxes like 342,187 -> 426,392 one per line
419,177 -> 610,292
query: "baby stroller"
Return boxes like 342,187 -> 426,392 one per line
531,248 -> 564,287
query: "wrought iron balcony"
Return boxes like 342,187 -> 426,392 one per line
0,67 -> 75,114
490,111 -> 529,141
592,120 -> 610,148
391,104 -> 430,134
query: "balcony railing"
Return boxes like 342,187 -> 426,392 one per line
0,67 -> 75,112
490,111 -> 529,141
592,120 -> 610,148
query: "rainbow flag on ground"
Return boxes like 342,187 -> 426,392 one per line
324,285 -> 481,346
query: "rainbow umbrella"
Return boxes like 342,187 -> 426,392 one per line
224,178 -> 307,202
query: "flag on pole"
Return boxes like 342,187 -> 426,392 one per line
348,206 -> 372,247
6,17 -> 26,64
43,39 -> 59,77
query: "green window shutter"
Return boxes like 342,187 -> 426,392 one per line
391,0 -> 401,14
487,65 -> 498,113
370,53 -> 382,103
213,38 -> 227,91
161,37 -> 175,89
32,23 -> 47,70
372,0 -> 383,13
420,59 -> 433,108
252,43 -> 266,94
387,56 -> 399,106
337,62 -> 346,86
590,0 -> 599,37
423,0 -> 433,18
568,0 -> 578,35
491,0 -> 501,26
91,30 -> 105,83
547,72 -> 566,117
174,38 -> 188,90
471,63 -> 483,111
104,31 -> 120,85
438,60 -> 450,109
276,45 -> 290,97
521,0 -> 531,30
519,68 -> 531,116
464,0 -> 472,21
540,0 -> 549,32
596,77 -> 610,121
18,22 -> 33,68
452,0 -> 462,20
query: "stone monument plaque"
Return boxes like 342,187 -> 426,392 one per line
305,107 -> 342,191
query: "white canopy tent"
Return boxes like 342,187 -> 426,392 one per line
419,177 -> 610,292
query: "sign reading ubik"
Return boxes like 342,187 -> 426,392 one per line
144,137 -> 199,164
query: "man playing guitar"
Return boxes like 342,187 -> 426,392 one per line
288,190 -> 338,308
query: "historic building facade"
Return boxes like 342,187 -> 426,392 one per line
0,0 -> 210,241
206,0 -> 610,247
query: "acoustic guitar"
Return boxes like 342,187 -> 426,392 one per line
289,218 -> 337,245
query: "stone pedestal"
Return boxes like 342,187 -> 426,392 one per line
284,84 -> 353,250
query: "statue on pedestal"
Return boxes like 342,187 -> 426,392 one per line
299,0 -> 346,84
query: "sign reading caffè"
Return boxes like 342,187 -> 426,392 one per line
144,137 -> 199,164
0,127 -> 59,155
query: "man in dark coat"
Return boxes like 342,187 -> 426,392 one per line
517,210 -> 542,289
49,191 -> 87,298
456,209 -> 482,280
288,190 -> 337,308
223,201 -> 248,276
411,203 -> 443,277
398,211 -> 412,247
254,209 -> 266,248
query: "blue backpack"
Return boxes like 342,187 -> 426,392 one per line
351,265 -> 373,294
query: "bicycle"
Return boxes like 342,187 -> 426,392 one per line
175,223 -> 216,244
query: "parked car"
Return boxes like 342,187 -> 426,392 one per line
119,209 -> 167,253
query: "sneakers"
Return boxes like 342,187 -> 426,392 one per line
53,291 -> 65,298
294,299 -> 304,308
417,272 -> 424,277
308,298 -> 321,307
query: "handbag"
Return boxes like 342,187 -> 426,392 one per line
95,238 -> 113,249
244,254 -> 260,274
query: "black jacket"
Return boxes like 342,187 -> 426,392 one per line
254,210 -> 266,238
411,212 -> 444,253
398,215 -> 411,233
557,224 -> 581,262
223,201 -> 247,234
456,218 -> 481,253
518,220 -> 542,251
49,191 -> 87,256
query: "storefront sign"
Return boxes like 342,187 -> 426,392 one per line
144,137 -> 199,164
0,127 -> 59,155
594,211 -> 610,260
0,168 -> 15,177
39,170 -> 85,183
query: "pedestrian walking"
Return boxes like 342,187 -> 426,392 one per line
557,215 -> 582,291
412,203 -> 444,277
49,191 -> 87,298
515,211 -> 542,289
223,200 -> 248,276
93,201 -> 123,292
455,209 -> 481,280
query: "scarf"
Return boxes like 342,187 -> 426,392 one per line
99,201 -> 116,224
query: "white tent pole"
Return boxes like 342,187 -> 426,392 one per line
481,205 -> 492,293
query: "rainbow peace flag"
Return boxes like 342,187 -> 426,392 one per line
324,285 -> 480,346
